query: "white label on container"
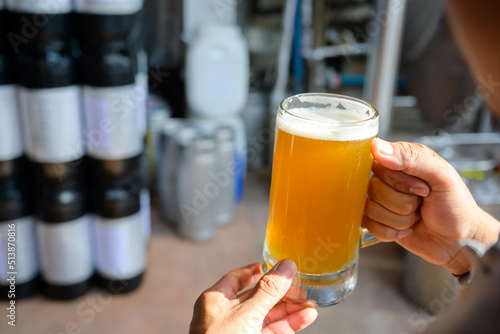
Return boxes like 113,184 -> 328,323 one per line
0,85 -> 23,161
36,215 -> 94,285
94,212 -> 146,280
6,0 -> 72,14
19,86 -> 84,163
74,0 -> 143,15
0,217 -> 39,285
140,189 -> 151,242
82,85 -> 143,160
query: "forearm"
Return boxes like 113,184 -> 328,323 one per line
444,0 -> 500,118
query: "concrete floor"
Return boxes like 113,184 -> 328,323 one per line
0,171 -> 428,334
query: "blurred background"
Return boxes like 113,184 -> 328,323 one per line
0,0 -> 499,333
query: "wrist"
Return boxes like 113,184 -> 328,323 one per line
446,208 -> 499,276
471,208 -> 500,248
443,206 -> 500,276
445,248 -> 473,276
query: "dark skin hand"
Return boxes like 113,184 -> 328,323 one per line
364,139 -> 500,275
190,260 -> 318,334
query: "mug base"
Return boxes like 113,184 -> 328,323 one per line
261,245 -> 358,307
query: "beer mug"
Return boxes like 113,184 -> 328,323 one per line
261,93 -> 380,307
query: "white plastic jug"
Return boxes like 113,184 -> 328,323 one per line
186,24 -> 249,118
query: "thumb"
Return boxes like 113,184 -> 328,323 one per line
241,259 -> 297,318
371,138 -> 457,189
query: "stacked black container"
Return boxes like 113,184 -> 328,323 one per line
76,0 -> 148,294
0,5 -> 39,300
6,0 -> 94,300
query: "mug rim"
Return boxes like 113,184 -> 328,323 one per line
279,92 -> 379,126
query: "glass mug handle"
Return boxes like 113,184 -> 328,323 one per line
361,228 -> 380,248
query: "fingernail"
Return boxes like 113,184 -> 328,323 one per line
275,259 -> 297,280
377,139 -> 394,156
398,229 -> 413,239
410,186 -> 430,197
308,301 -> 319,310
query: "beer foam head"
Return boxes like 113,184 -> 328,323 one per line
277,94 -> 379,141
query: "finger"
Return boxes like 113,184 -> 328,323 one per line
282,283 -> 308,304
209,263 -> 262,299
372,161 -> 430,197
263,301 -> 318,326
362,215 -> 414,242
236,288 -> 252,302
262,308 -> 318,334
239,284 -> 313,307
364,198 -> 421,231
371,139 -> 457,190
368,175 -> 423,214
241,259 -> 297,317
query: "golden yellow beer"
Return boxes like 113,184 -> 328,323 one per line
263,93 -> 378,278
